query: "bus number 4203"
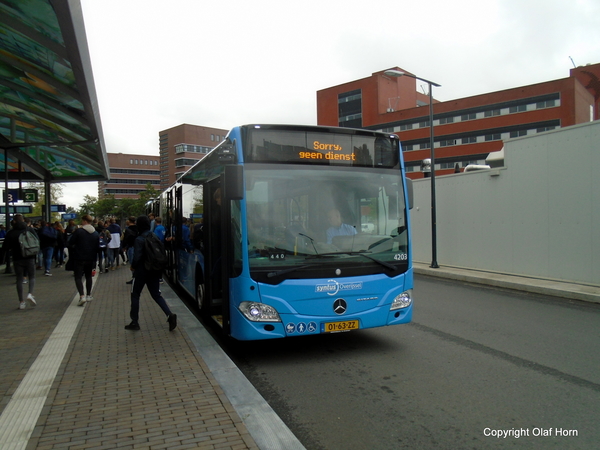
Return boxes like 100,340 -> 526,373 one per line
394,253 -> 408,261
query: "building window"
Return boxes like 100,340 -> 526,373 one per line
536,126 -> 556,133
484,109 -> 501,117
400,123 -> 413,131
440,139 -> 457,147
509,105 -> 527,113
510,130 -> 527,138
461,136 -> 477,144
536,100 -> 556,109
338,89 -> 362,128
419,120 -> 430,128
439,117 -> 454,124
461,113 -> 476,121
485,133 -> 501,141
130,159 -> 133,164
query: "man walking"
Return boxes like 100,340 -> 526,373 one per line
1,214 -> 38,309
125,215 -> 176,331
69,215 -> 99,306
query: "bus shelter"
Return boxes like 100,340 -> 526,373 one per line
0,0 -> 108,224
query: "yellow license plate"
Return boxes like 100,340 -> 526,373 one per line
323,320 -> 359,333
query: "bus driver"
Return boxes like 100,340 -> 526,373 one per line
326,209 -> 357,244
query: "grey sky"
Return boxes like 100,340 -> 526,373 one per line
63,0 -> 599,208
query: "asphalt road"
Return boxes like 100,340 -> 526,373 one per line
222,274 -> 600,450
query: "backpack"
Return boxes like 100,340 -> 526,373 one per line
144,232 -> 167,271
19,229 -> 40,258
41,225 -> 57,239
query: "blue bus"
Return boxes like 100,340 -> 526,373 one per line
156,124 -> 413,340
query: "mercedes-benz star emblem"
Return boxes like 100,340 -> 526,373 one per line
333,298 -> 347,315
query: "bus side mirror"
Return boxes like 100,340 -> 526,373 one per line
405,177 -> 414,210
224,165 -> 244,200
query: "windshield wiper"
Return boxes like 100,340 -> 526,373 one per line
307,251 -> 397,271
267,264 -> 315,278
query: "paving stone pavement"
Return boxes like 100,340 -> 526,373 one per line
0,260 -> 259,450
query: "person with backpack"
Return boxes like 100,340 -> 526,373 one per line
0,214 -> 38,310
96,221 -> 111,273
38,220 -> 57,276
125,215 -> 176,331
68,214 -> 99,306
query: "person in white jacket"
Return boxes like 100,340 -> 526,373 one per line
106,218 -> 122,271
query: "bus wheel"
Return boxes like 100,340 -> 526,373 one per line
196,282 -> 206,312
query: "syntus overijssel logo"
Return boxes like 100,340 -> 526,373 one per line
315,280 -> 363,296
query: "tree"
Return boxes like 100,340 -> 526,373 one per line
26,182 -> 64,222
73,184 -> 163,224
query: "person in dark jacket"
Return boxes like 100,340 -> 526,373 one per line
0,214 -> 38,309
69,214 -> 99,306
125,215 -> 177,331
38,220 -> 57,276
53,222 -> 66,268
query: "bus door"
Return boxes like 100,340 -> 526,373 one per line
164,188 -> 176,279
202,180 -> 224,321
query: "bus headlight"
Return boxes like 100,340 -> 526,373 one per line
239,302 -> 282,322
390,289 -> 413,310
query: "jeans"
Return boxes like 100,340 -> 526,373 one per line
54,247 -> 65,265
127,247 -> 134,264
107,248 -> 120,267
98,247 -> 108,271
130,269 -> 171,323
14,258 -> 36,303
42,246 -> 54,273
73,260 -> 94,297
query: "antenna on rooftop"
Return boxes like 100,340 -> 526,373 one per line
569,56 -> 576,68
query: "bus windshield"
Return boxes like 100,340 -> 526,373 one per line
245,164 -> 409,283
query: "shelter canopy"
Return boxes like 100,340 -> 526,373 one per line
0,0 -> 108,183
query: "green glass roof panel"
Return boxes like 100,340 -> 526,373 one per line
0,0 -> 108,183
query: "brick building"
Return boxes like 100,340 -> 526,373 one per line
98,153 -> 161,200
317,63 -> 600,177
159,124 -> 228,190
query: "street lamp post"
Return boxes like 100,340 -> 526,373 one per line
384,69 -> 441,268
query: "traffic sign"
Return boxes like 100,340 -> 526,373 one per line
62,213 -> 77,220
2,189 -> 19,203
23,189 -> 38,202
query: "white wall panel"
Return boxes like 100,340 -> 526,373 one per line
411,121 -> 600,286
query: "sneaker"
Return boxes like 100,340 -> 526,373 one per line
125,321 -> 140,331
167,314 -> 177,331
86,295 -> 93,302
44,271 -> 52,277
111,266 -> 115,271
125,279 -> 133,285
19,302 -> 26,310
23,279 -> 28,284
105,269 -> 109,273
26,293 -> 37,307
77,296 -> 86,306
159,278 -> 164,284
